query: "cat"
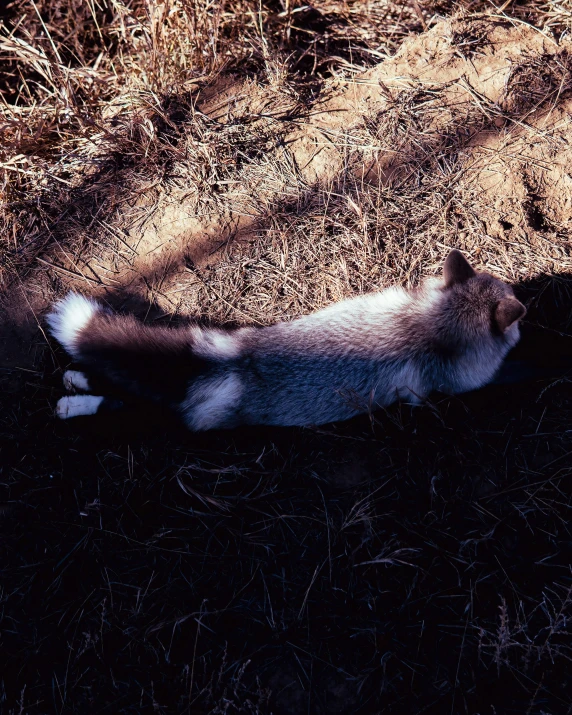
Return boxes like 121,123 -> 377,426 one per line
46,249 -> 526,430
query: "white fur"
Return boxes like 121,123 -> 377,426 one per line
310,285 -> 411,326
393,364 -> 425,403
184,373 -> 243,431
358,285 -> 411,313
193,328 -> 242,360
285,283 -> 442,346
46,293 -> 99,357
206,331 -> 242,359
56,395 -> 104,419
63,370 -> 91,392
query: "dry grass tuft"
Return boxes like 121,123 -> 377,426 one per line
0,0 -> 428,287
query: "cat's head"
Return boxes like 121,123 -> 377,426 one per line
441,249 -> 526,347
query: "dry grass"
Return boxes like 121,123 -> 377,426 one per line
1,1 -> 572,714
0,0 -> 427,286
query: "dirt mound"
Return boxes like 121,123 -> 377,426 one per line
101,18 -> 572,287
287,16 -> 572,278
466,98 -> 572,259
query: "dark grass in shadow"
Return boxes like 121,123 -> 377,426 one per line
0,268 -> 571,714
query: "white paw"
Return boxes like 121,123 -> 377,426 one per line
63,370 -> 90,393
56,395 -> 104,419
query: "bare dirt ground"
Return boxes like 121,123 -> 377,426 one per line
1,2 -> 572,713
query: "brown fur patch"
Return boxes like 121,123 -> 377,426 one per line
495,298 -> 527,333
75,313 -> 212,404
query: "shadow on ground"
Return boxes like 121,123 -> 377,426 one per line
0,265 -> 571,714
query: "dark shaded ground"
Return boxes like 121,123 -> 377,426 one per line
1,275 -> 571,715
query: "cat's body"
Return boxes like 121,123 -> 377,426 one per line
47,250 -> 526,430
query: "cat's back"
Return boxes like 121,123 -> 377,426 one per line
246,282 -> 442,360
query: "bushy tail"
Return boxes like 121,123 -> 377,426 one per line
46,293 -> 214,403
46,293 -> 101,359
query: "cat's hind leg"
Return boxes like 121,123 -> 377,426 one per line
56,394 -> 124,419
63,370 -> 91,393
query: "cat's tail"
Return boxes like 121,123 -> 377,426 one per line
46,293 -> 241,404
47,293 -> 106,360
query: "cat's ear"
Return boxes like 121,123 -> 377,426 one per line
495,297 -> 526,332
443,249 -> 476,288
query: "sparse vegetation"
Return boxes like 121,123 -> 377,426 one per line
1,1 -> 572,713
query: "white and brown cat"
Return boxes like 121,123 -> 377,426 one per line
47,250 -> 526,430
